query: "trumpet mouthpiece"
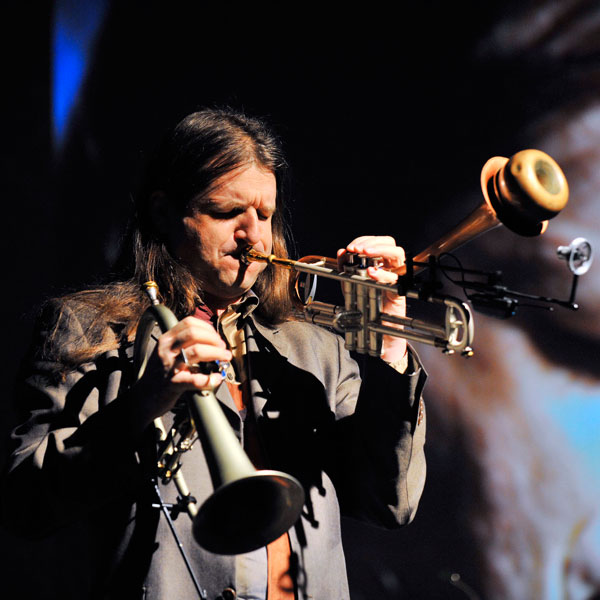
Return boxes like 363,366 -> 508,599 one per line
143,281 -> 160,305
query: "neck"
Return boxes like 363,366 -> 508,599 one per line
202,292 -> 243,317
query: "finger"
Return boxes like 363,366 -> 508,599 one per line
170,369 -> 225,390
178,344 -> 232,365
346,236 -> 396,254
337,247 -> 348,270
357,244 -> 405,270
157,337 -> 229,378
177,317 -> 225,345
338,238 -> 400,260
168,318 -> 227,350
342,237 -> 404,270
354,240 -> 404,257
367,266 -> 398,285
173,315 -> 223,336
350,241 -> 406,267
339,237 -> 379,263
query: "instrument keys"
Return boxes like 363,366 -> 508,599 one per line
345,252 -> 357,266
342,252 -> 383,274
356,254 -> 383,268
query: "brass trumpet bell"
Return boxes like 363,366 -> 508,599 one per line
405,149 -> 569,274
243,148 -> 569,357
481,148 -> 569,236
135,287 -> 305,557
192,469 -> 305,555
185,389 -> 305,555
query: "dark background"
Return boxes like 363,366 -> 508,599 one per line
3,1 -> 599,598
2,0 -> 542,393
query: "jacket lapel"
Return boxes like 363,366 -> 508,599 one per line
245,319 -> 287,419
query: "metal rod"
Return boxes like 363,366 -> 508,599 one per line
153,480 -> 206,600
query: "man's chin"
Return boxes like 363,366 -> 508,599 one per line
202,276 -> 258,305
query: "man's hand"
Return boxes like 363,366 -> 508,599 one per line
131,317 -> 232,429
338,235 -> 408,367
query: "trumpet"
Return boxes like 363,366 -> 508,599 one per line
244,149 -> 569,357
134,282 -> 305,557
243,247 -> 476,356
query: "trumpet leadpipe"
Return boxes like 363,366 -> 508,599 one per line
245,248 -> 401,293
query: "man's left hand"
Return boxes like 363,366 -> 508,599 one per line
338,235 -> 408,367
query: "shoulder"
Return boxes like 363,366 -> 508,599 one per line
258,318 -> 344,350
248,318 -> 361,408
29,285 -> 138,370
32,297 -> 95,351
250,317 -> 352,385
41,282 -> 140,333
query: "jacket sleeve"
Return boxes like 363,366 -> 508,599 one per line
1,302 -> 143,539
332,338 -> 427,528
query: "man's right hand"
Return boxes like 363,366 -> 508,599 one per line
130,317 -> 232,430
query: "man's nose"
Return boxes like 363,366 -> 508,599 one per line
235,210 -> 261,245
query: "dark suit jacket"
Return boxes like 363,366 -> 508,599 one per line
2,303 -> 426,600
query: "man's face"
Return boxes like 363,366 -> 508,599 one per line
171,164 -> 276,308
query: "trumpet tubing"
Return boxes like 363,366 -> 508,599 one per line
399,149 -> 569,275
245,149 -> 568,357
245,248 -> 475,356
134,282 -> 305,555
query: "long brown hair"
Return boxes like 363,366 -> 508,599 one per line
46,108 -> 296,369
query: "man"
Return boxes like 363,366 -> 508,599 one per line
2,108 -> 426,599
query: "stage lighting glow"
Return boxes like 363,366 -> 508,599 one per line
51,0 -> 108,149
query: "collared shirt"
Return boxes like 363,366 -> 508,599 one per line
193,293 -> 294,600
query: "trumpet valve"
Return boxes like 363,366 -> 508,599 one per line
358,254 -> 383,269
342,252 -> 383,276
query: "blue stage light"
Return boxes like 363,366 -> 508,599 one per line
51,0 -> 108,149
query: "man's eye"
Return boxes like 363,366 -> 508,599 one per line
211,209 -> 242,219
208,207 -> 272,220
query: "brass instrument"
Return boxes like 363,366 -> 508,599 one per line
405,148 -> 569,274
244,149 -> 569,357
134,282 -> 305,556
129,148 -> 567,563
